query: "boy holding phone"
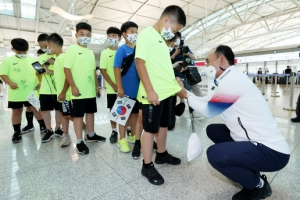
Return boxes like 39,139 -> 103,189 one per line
64,22 -> 105,155
0,38 -> 42,143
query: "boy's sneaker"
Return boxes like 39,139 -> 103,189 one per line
141,163 -> 164,185
12,132 -> 22,143
127,128 -> 131,136
117,138 -> 130,153
232,175 -> 272,200
40,126 -> 46,133
86,133 -> 106,142
41,129 -> 54,143
60,134 -> 71,147
21,125 -> 35,134
155,151 -> 181,165
109,130 -> 118,143
128,133 -> 136,144
54,127 -> 64,137
76,141 -> 89,155
132,143 -> 141,159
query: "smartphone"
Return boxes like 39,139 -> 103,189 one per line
32,61 -> 46,74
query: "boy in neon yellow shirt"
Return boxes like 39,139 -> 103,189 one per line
64,22 -> 105,155
37,34 -> 63,143
135,5 -> 186,185
0,38 -> 42,143
100,27 -> 121,144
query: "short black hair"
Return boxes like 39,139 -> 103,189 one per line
47,33 -> 64,47
76,22 -> 92,33
176,32 -> 182,38
107,27 -> 121,37
161,5 -> 186,27
11,38 -> 29,51
120,21 -> 138,34
215,45 -> 235,66
37,49 -> 44,55
37,34 -> 49,42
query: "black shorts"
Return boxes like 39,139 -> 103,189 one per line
8,101 -> 31,109
107,94 -> 117,109
139,102 -> 142,110
129,97 -> 139,114
61,100 -> 72,116
142,96 -> 172,133
71,97 -> 97,117
40,94 -> 61,111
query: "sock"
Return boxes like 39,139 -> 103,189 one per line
157,150 -> 168,157
256,178 -> 264,188
112,128 -> 117,132
63,133 -> 68,137
13,124 -> 21,133
143,160 -> 154,168
77,139 -> 83,144
37,119 -> 46,128
88,132 -> 95,137
26,112 -> 34,127
127,127 -> 131,131
135,139 -> 141,146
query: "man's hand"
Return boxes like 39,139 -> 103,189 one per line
147,90 -> 160,106
47,58 -> 55,65
174,48 -> 181,56
96,87 -> 101,98
71,85 -> 80,97
9,82 -> 18,90
117,87 -> 124,98
176,88 -> 188,99
112,84 -> 118,93
58,92 -> 66,101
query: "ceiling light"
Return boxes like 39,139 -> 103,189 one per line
50,6 -> 94,21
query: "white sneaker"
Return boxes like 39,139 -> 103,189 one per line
192,111 -> 205,120
60,134 -> 71,147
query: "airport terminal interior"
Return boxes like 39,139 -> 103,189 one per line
0,0 -> 300,199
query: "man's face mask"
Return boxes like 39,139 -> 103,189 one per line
127,34 -> 137,44
108,38 -> 118,47
161,21 -> 175,40
78,36 -> 91,46
204,58 -> 221,79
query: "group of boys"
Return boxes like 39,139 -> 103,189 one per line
0,5 -> 187,185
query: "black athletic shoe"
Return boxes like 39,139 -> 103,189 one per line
153,141 -> 157,150
86,133 -> 106,143
76,141 -> 89,155
109,130 -> 118,144
155,151 -> 181,165
232,175 -> 272,200
132,143 -> 141,159
291,116 -> 300,123
12,132 -> 22,143
40,126 -> 46,133
41,129 -> 54,143
54,127 -> 64,137
21,125 -> 35,134
141,163 -> 164,185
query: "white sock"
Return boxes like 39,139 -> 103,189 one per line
63,133 -> 68,137
127,127 -> 131,130
256,178 -> 264,188
88,132 -> 95,137
112,128 -> 117,132
77,139 -> 83,144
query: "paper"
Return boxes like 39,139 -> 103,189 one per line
109,97 -> 136,126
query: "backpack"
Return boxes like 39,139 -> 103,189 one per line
121,47 -> 136,76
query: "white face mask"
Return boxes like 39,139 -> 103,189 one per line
127,34 -> 137,44
16,54 -> 27,59
42,49 -> 51,54
204,58 -> 221,79
108,38 -> 118,47
78,36 -> 91,46
161,21 -> 175,40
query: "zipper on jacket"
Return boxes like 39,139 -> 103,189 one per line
238,117 -> 251,141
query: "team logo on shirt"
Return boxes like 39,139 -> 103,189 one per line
79,53 -> 83,55
13,63 -> 18,65
159,40 -> 162,43
109,55 -> 113,57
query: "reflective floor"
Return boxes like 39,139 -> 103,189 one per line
0,84 -> 299,200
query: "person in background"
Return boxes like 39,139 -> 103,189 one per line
291,93 -> 300,122
285,66 -> 292,74
96,67 -> 102,89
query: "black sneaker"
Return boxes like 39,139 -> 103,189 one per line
132,143 -> 141,159
54,127 -> 64,137
76,141 -> 89,155
12,132 -> 22,143
21,125 -> 35,134
127,128 -> 131,136
40,126 -> 46,133
86,133 -> 106,143
155,151 -> 181,165
232,175 -> 272,200
109,130 -> 118,144
41,129 -> 54,143
153,141 -> 157,150
291,116 -> 300,123
141,163 -> 164,185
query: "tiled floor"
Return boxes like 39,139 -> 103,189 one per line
0,83 -> 299,200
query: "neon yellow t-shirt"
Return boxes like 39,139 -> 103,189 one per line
64,44 -> 96,100
135,26 -> 181,104
100,48 -> 117,94
38,54 -> 57,95
53,53 -> 71,101
0,55 -> 38,101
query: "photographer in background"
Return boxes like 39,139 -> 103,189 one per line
170,32 -> 203,119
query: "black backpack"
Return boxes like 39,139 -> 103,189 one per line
121,47 -> 136,76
